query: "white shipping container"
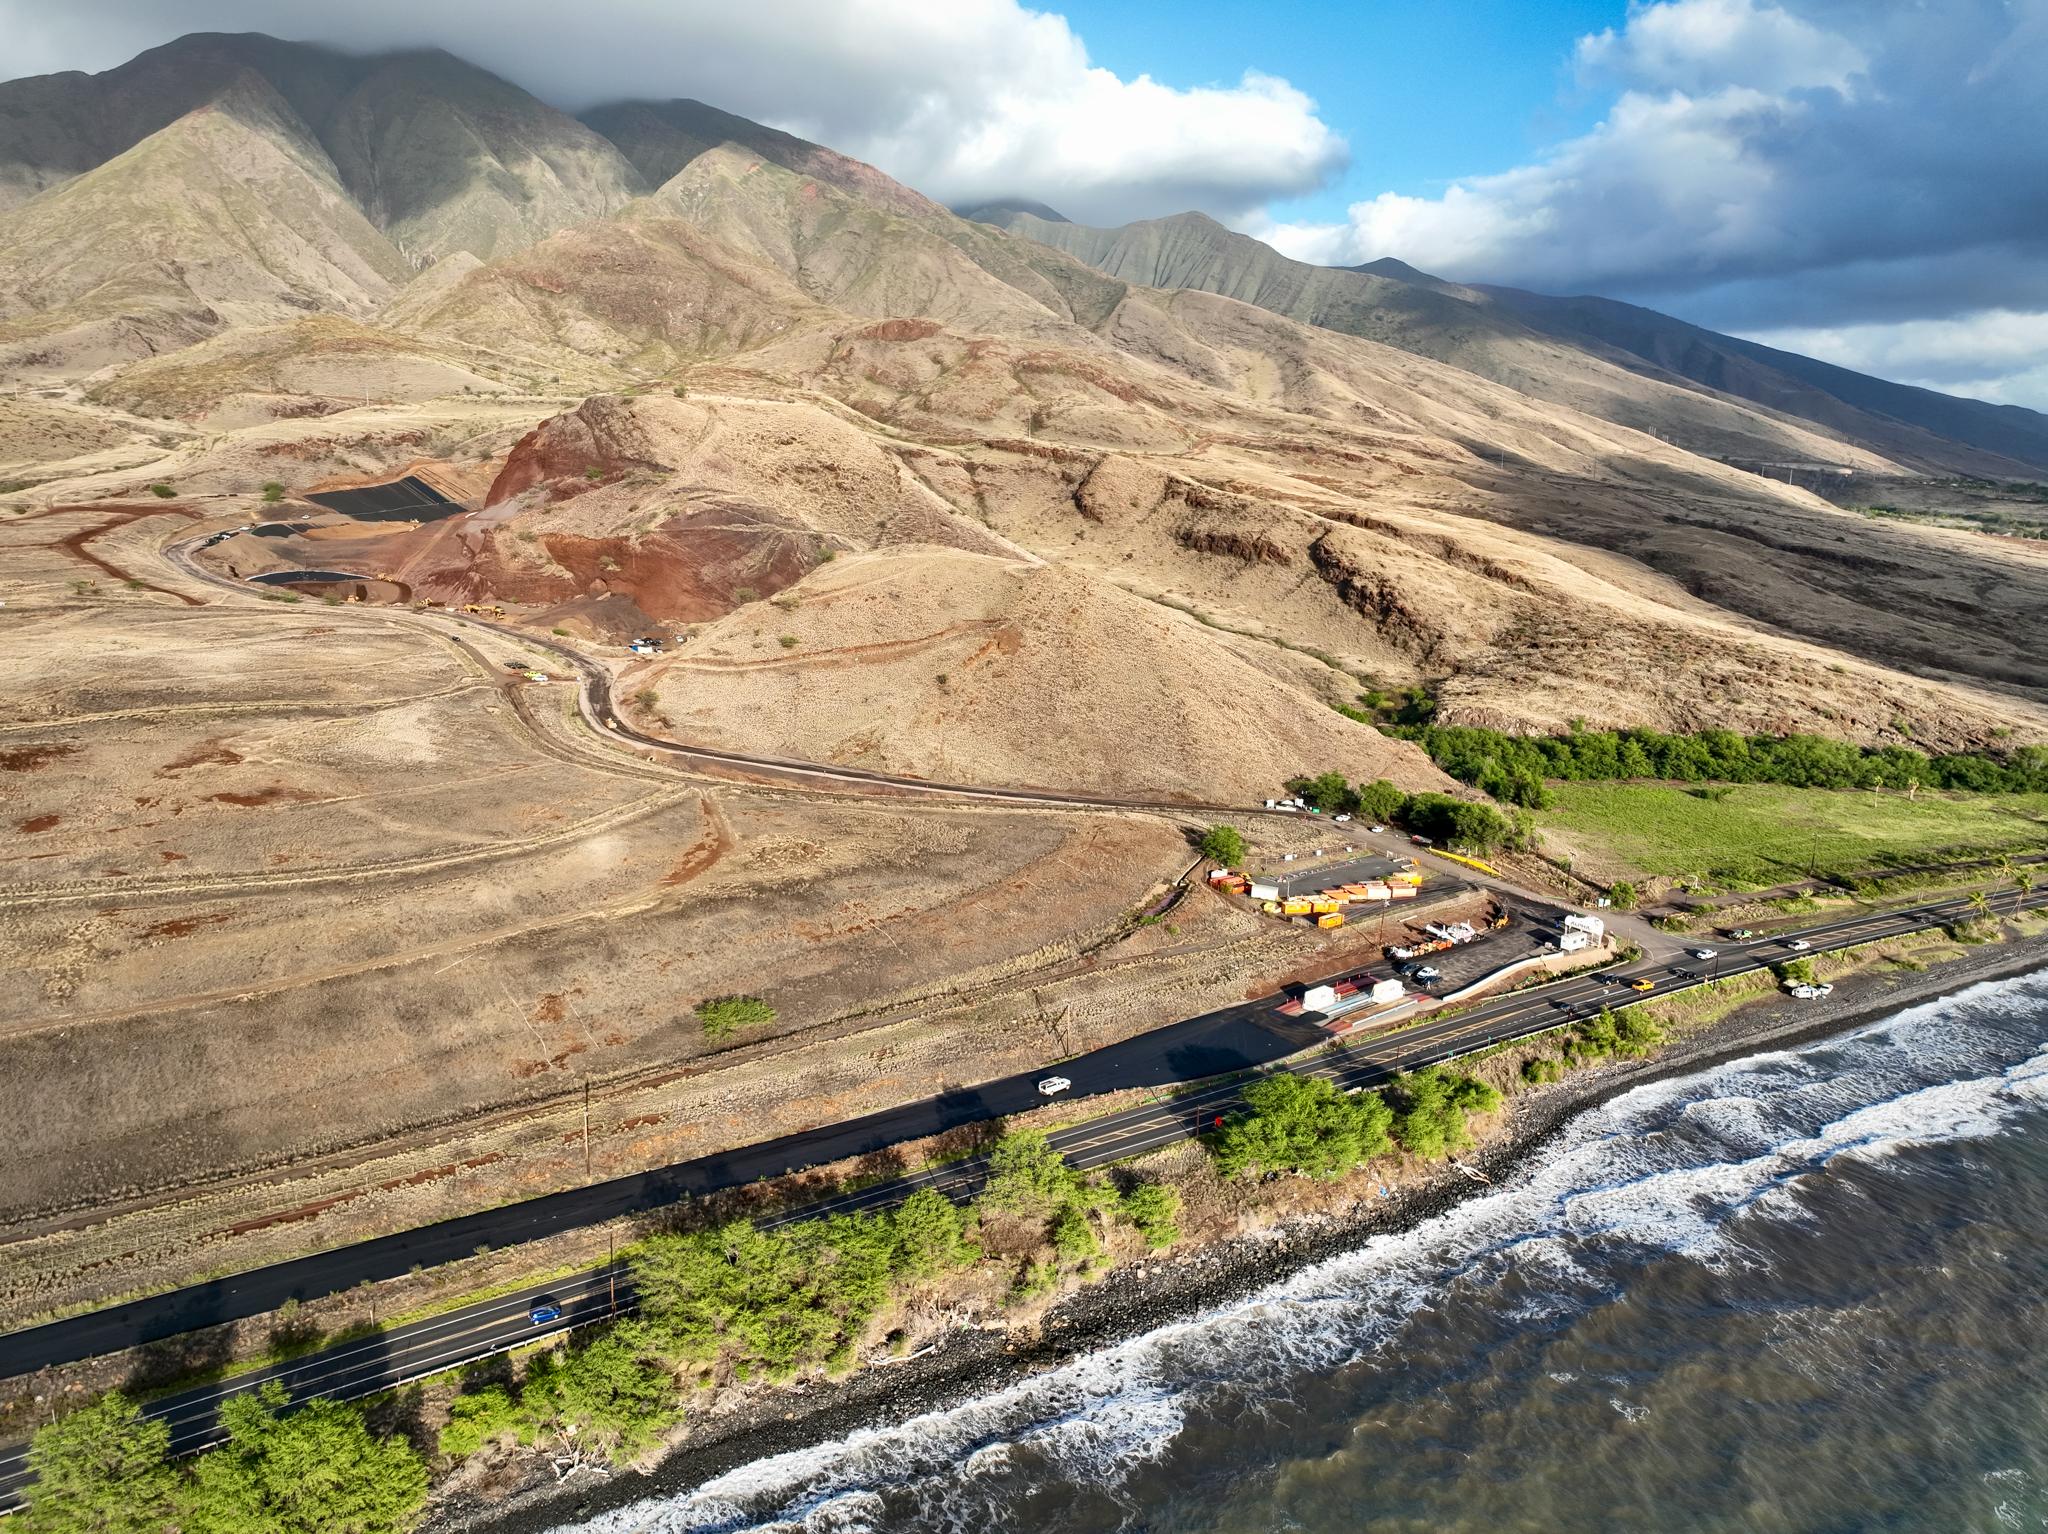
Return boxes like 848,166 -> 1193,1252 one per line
1302,984 -> 1339,1012
1370,979 -> 1405,1005
1249,882 -> 1280,902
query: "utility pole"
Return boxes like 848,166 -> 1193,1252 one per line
581,1080 -> 591,1180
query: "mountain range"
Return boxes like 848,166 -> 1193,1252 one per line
5,31 -> 2045,795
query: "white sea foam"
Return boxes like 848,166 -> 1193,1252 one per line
557,971 -> 2048,1534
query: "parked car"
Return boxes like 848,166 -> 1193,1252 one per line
1691,947 -> 1719,960
1037,1076 -> 1072,1097
1784,938 -> 1811,951
1411,834 -> 1434,846
528,1300 -> 563,1326
1367,824 -> 1386,834
1414,965 -> 1441,982
1727,928 -> 1756,939
1334,813 -> 1353,823
1790,982 -> 1834,1000
1631,978 -> 1656,993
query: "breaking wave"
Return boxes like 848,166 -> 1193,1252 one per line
556,969 -> 2048,1534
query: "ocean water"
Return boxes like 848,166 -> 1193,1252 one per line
553,969 -> 2048,1534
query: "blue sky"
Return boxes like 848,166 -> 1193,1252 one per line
1056,0 -> 1618,221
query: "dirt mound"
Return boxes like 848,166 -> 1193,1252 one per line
646,547 -> 1450,803
420,392 -> 1026,618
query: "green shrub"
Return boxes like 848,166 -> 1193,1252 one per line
1048,1201 -> 1101,1266
1119,1182 -> 1181,1249
694,995 -> 775,1040
182,1381 -> 427,1534
889,1188 -> 977,1278
437,1387 -> 526,1458
1566,1006 -> 1664,1063
261,482 -> 285,504
632,1213 -> 900,1378
1387,1068 -> 1500,1159
517,1326 -> 679,1460
979,1130 -> 1079,1215
1210,1074 -> 1393,1179
149,483 -> 175,498
19,1392 -> 178,1533
1198,824 -> 1245,865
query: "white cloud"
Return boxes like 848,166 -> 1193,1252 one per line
1575,0 -> 1866,96
1247,0 -> 2048,407
1260,84 -> 1798,288
0,0 -> 1347,225
1746,311 -> 2048,405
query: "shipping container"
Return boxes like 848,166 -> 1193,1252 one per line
1317,912 -> 1345,929
1282,898 -> 1314,916
1389,885 -> 1419,900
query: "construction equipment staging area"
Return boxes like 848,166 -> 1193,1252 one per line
1252,852 -> 1409,901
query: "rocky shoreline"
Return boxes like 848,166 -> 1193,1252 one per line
440,933 -> 2048,1534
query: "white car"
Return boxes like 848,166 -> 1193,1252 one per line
1790,982 -> 1834,1000
1334,813 -> 1352,823
1785,939 -> 1811,951
1414,965 -> 1441,982
1367,824 -> 1386,834
1037,1076 -> 1072,1097
1691,947 -> 1719,960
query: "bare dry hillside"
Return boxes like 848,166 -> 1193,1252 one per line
646,547 -> 1448,801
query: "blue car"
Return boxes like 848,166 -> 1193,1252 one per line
528,1300 -> 563,1326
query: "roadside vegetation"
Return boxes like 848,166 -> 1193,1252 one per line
1282,772 -> 1535,854
19,1384 -> 426,1534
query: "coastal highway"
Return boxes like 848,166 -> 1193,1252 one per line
2,882 -> 2037,1509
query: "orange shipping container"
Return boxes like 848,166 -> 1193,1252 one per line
1317,912 -> 1345,929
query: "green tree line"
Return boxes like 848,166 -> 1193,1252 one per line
1391,724 -> 2048,807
